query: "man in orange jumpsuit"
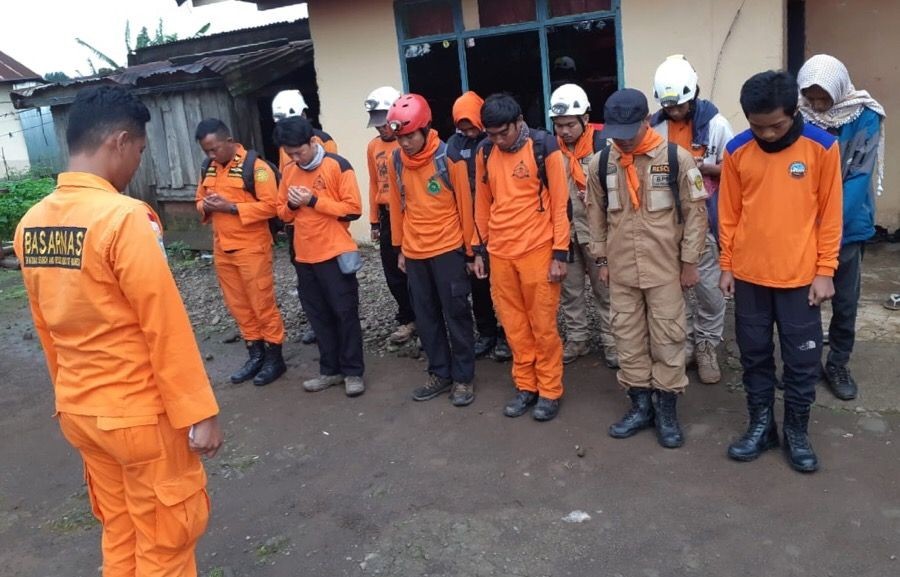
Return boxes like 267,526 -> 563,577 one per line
14,85 -> 224,577
195,118 -> 287,386
473,94 -> 571,421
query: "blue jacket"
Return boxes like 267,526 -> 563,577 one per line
835,107 -> 882,245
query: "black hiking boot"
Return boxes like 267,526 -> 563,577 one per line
253,342 -> 287,386
654,391 -> 685,448
728,401 -> 779,462
783,404 -> 819,473
609,388 -> 654,439
230,340 -> 265,384
503,390 -> 538,418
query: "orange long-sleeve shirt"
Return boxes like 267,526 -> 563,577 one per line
367,136 -> 400,225
473,130 -> 570,260
386,144 -> 474,260
195,144 -> 278,251
719,124 -> 843,288
14,173 -> 219,429
277,153 -> 361,264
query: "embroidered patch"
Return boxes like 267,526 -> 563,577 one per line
427,178 -> 441,194
649,164 -> 670,174
313,175 -> 327,192
512,161 -> 530,179
686,167 -> 707,200
21,226 -> 87,269
789,161 -> 807,178
254,168 -> 269,183
650,174 -> 669,188
606,164 -> 617,174
148,213 -> 167,259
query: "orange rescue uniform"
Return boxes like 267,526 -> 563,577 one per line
278,129 -> 338,172
15,172 -> 220,577
473,129 -> 570,399
719,128 -> 843,287
368,136 -> 400,225
196,144 -> 285,344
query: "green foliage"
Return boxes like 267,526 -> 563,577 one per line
43,71 -> 71,83
0,178 -> 56,241
131,18 -> 210,52
165,240 -> 194,261
75,38 -> 121,70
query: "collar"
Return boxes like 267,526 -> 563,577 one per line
56,172 -> 119,193
609,139 -> 667,160
754,114 -> 804,154
217,143 -> 246,169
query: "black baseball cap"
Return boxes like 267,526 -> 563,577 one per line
600,88 -> 649,139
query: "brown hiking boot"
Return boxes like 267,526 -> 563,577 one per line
389,322 -> 416,344
695,341 -> 721,384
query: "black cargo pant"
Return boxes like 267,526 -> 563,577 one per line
295,258 -> 365,378
827,242 -> 864,368
378,206 -> 415,326
405,248 -> 475,384
470,274 -> 499,339
734,279 -> 823,408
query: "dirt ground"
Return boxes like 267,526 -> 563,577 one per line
1,243 -> 898,577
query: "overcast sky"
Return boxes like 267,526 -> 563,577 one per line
1,0 -> 307,77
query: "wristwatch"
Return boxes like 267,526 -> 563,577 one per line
595,257 -> 608,267
229,204 -> 238,215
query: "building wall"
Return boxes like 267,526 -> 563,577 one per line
620,0 -> 785,134
307,0 -> 786,240
805,0 -> 899,229
307,0 -> 403,240
0,85 -> 32,177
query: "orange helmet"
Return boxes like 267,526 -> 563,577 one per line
386,93 -> 431,136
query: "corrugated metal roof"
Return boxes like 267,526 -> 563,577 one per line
12,40 -> 313,107
0,50 -> 41,83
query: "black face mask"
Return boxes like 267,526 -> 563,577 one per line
754,113 -> 804,154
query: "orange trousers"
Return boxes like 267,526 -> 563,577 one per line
214,245 -> 285,343
490,244 -> 564,399
58,412 -> 210,577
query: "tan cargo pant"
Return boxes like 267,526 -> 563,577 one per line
560,242 -> 614,346
610,280 -> 688,393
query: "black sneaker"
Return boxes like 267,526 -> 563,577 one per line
449,382 -> 475,407
493,334 -> 512,362
503,390 -> 538,417
823,363 -> 858,400
412,373 -> 452,401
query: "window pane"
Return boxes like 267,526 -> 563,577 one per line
405,41 -> 462,138
401,0 -> 455,38
547,18 -> 618,123
549,0 -> 612,18
478,0 -> 536,27
465,31 -> 545,129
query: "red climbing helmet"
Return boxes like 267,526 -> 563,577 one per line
385,93 -> 432,136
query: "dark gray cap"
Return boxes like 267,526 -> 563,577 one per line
600,88 -> 649,139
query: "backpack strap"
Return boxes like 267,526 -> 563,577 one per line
433,141 -> 454,194
531,130 -> 549,212
392,148 -> 406,212
480,141 -> 494,185
200,157 -> 213,183
597,144 -> 611,212
241,150 -> 258,199
667,142 -> 683,224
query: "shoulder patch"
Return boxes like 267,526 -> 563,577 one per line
725,129 -> 755,155
685,167 -> 707,200
324,152 -> 353,173
20,226 -> 88,269
801,123 -> 837,150
254,167 -> 270,183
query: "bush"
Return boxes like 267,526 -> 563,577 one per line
0,177 -> 56,241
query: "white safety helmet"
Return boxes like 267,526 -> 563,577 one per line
365,86 -> 402,128
549,83 -> 591,118
653,55 -> 699,107
272,90 -> 308,121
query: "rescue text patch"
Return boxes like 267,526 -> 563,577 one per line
22,227 -> 87,269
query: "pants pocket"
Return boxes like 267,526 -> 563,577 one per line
650,314 -> 687,344
83,466 -> 105,524
153,466 -> 210,551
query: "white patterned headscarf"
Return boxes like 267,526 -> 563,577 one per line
798,54 -> 886,194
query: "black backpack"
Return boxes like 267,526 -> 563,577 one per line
480,129 -> 550,210
596,142 -> 683,224
201,150 -> 283,239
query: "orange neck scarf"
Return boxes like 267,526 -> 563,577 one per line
400,129 -> 440,169
558,123 -> 596,191
615,128 -> 665,210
